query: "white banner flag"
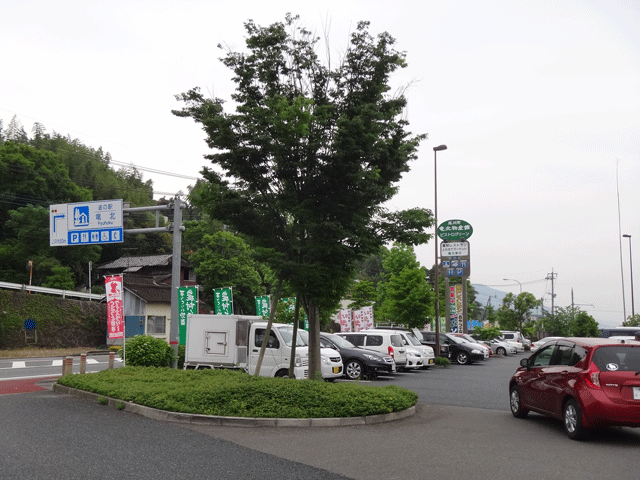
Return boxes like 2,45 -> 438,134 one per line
339,309 -> 352,332
361,306 -> 374,330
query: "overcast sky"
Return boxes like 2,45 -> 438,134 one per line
2,1 -> 638,329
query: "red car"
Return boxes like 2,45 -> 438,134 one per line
509,337 -> 640,440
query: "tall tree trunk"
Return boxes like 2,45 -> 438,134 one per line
302,295 -> 322,380
254,279 -> 282,376
288,298 -> 301,378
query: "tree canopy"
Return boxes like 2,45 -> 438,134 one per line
173,15 -> 431,377
497,292 -> 541,332
0,121 -> 167,289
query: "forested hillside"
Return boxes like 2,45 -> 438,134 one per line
0,115 -> 173,291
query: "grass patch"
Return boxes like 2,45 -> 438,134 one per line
57,367 -> 418,418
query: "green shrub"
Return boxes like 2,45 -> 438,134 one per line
178,344 -> 185,369
434,356 -> 450,367
121,335 -> 174,367
57,367 -> 418,418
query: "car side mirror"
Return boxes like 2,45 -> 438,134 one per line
520,358 -> 530,369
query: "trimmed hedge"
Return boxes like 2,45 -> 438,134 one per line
57,367 -> 418,418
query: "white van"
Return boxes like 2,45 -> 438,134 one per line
337,330 -> 407,369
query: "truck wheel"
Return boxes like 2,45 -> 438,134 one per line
275,369 -> 289,378
345,360 -> 364,380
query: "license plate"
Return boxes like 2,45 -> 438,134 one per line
634,387 -> 640,400
332,367 -> 340,374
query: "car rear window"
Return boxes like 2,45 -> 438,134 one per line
366,335 -> 383,347
592,346 -> 640,372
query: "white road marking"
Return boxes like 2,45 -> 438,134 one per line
12,362 -> 26,368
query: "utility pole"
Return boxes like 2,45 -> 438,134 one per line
123,198 -> 185,367
546,270 -> 557,317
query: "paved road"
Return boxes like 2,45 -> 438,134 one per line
0,389 -> 350,480
0,354 -> 123,382
1,353 -> 638,480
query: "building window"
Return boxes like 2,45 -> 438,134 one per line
147,316 -> 166,334
185,268 -> 196,282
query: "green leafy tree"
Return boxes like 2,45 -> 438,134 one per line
496,292 -> 541,332
188,231 -> 265,314
376,244 -> 430,327
41,264 -> 75,290
5,115 -> 28,143
355,251 -> 385,287
349,280 -> 376,311
624,314 -> 640,327
569,311 -> 599,337
173,15 -> 431,378
472,325 -> 502,341
383,267 -> 431,328
541,306 -> 575,336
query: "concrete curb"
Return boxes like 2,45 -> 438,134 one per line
52,383 -> 415,427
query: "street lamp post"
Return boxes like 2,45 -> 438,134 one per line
623,234 -> 635,319
433,145 -> 447,358
503,278 -> 522,294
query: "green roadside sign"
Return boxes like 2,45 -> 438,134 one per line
438,219 -> 473,241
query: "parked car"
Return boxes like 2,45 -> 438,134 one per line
374,327 -> 436,369
337,330 -> 408,370
295,329 -> 343,380
319,333 -> 395,380
500,331 -> 531,348
420,331 -> 486,364
530,336 -> 565,353
451,333 -> 492,358
401,331 -> 436,369
487,338 -> 518,356
509,337 -> 640,440
414,330 -> 450,357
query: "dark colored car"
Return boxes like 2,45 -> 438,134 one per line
415,331 -> 450,358
509,337 -> 640,440
419,331 -> 485,364
320,332 -> 395,380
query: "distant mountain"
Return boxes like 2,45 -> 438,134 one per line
472,284 -> 507,309
472,284 -> 544,319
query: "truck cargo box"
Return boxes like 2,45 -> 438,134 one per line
185,314 -> 262,367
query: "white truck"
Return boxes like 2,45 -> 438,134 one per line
184,314 -> 343,380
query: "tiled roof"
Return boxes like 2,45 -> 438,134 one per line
123,275 -> 171,303
98,255 -> 172,270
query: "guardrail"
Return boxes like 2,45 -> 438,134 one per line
0,281 -> 105,301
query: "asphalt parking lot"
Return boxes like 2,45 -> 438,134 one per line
2,353 -> 638,480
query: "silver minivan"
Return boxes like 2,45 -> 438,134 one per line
337,330 -> 407,369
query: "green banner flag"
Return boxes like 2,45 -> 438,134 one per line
213,287 -> 233,315
178,286 -> 198,345
255,295 -> 270,317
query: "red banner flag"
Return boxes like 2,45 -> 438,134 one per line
105,275 -> 124,339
